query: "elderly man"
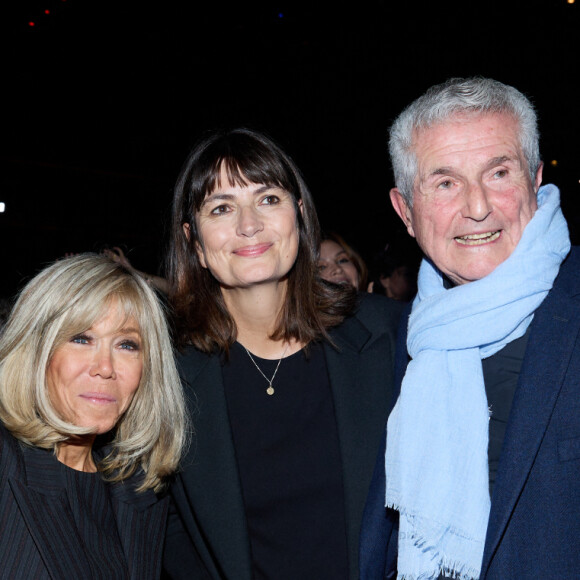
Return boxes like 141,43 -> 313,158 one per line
360,77 -> 580,579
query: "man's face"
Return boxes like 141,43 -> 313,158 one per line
390,112 -> 543,286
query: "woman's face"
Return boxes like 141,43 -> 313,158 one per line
193,166 -> 301,290
318,239 -> 360,289
46,302 -> 143,435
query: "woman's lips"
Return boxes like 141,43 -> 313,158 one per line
80,393 -> 116,404
234,243 -> 272,257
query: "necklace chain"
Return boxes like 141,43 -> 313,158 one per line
243,344 -> 289,396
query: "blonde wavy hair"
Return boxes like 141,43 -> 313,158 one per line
0,254 -> 189,492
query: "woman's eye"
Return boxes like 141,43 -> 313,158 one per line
494,169 -> 508,179
210,204 -> 230,215
261,195 -> 280,205
318,263 -> 327,271
71,334 -> 91,345
338,258 -> 351,265
119,340 -> 140,351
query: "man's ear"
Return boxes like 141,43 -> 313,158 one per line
183,223 -> 207,268
534,161 -> 544,193
390,188 -> 416,238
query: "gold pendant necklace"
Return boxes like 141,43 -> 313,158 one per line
243,344 -> 289,396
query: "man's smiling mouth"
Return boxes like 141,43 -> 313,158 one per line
455,231 -> 500,245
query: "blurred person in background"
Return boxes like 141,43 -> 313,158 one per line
367,243 -> 419,302
318,232 -> 368,291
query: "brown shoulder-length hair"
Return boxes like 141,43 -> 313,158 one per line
166,127 -> 356,352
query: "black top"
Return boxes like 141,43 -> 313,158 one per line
222,341 -> 349,580
482,327 -> 530,495
23,445 -> 129,579
442,275 -> 530,496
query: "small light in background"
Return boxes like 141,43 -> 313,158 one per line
550,159 -> 558,167
567,0 -> 575,5
0,203 -> 5,213
28,21 -> 35,27
45,9 -> 51,14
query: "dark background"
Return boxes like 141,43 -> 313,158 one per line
2,0 -> 579,298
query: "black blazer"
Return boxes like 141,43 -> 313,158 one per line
360,247 -> 580,579
164,293 -> 403,580
0,423 -> 169,579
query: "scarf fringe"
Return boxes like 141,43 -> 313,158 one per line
396,559 -> 480,580
385,501 -> 481,542
387,502 -> 483,580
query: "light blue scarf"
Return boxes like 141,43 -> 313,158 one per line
385,184 -> 570,579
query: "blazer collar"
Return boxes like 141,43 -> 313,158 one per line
178,348 -> 253,580
324,313 -> 381,579
11,444 -> 94,579
327,308 -> 373,354
15,438 -> 166,579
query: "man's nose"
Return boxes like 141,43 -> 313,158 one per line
462,182 -> 492,221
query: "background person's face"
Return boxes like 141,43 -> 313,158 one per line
318,239 -> 360,289
390,112 -> 542,285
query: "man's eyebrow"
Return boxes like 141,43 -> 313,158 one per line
430,167 -> 454,177
421,166 -> 455,181
486,155 -> 515,168
424,156 -> 517,180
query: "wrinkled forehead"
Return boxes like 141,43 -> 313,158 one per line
412,111 -> 521,148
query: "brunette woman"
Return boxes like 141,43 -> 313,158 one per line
163,128 -> 402,580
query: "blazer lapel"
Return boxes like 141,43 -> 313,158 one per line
482,285 -> 580,572
177,348 -> 252,580
109,477 -> 169,580
325,315 -> 378,579
10,446 -> 93,579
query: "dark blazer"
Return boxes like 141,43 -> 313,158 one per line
360,247 -> 580,579
0,423 -> 169,580
164,293 -> 403,580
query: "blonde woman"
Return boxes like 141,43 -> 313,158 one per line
0,254 -> 190,579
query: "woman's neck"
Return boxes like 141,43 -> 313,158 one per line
222,281 -> 303,358
56,437 -> 97,472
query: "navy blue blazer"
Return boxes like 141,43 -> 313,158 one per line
164,293 -> 403,580
360,247 -> 580,579
0,423 -> 169,579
